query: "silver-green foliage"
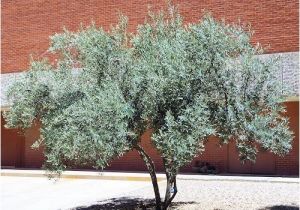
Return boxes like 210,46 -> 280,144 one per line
4,8 -> 293,177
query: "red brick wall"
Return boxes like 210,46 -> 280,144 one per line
107,130 -> 165,172
275,102 -> 299,175
2,0 -> 299,73
23,122 -> 45,168
109,102 -> 300,175
3,102 -> 296,175
180,136 -> 229,173
1,115 -> 25,168
1,1 -> 299,175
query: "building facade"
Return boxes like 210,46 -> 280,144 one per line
1,0 -> 299,175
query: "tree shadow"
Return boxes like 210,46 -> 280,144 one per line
258,204 -> 299,210
73,197 -> 197,210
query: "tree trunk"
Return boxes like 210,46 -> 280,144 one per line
135,144 -> 162,210
163,175 -> 177,210
164,176 -> 171,205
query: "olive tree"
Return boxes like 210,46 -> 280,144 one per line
4,6 -> 293,210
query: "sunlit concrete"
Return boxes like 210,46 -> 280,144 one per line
0,176 -> 153,210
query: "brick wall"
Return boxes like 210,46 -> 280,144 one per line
107,130 -> 165,172
1,1 -> 298,175
110,101 -> 299,175
1,115 -> 25,167
23,122 -> 45,168
275,102 -> 299,175
2,0 -> 299,73
4,101 -> 296,175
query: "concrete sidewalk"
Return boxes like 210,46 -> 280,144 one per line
1,169 -> 298,183
1,176 -> 153,210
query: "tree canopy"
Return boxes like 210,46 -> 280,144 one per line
4,6 -> 293,210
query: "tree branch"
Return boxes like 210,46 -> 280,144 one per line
135,144 -> 162,210
163,175 -> 177,210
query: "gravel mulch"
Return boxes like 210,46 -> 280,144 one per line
74,179 -> 299,210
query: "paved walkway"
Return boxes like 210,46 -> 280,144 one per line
1,176 -> 153,210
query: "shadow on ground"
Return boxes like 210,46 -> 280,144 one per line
74,197 -> 196,210
259,205 -> 299,210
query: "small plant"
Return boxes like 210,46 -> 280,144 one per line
193,161 -> 217,174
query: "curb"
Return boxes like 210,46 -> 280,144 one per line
0,170 -> 166,182
1,170 -> 298,183
177,174 -> 299,184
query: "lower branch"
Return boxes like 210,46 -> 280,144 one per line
135,144 -> 162,210
163,175 -> 178,210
